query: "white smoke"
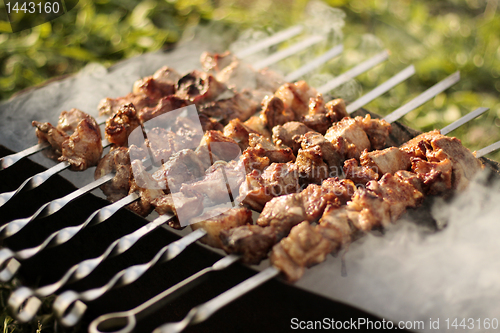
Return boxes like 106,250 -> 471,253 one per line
296,170 -> 500,332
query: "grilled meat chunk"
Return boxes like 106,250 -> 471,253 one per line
198,130 -> 241,162
57,108 -> 89,133
256,193 -> 306,239
346,185 -> 391,232
98,93 -> 155,117
59,115 -> 103,171
325,98 -> 349,122
199,114 -> 224,132
128,160 -> 164,216
401,130 -> 482,193
200,91 -> 259,125
223,118 -> 259,151
133,66 -> 180,100
138,95 -> 189,123
321,177 -> 356,205
274,81 -> 319,118
324,117 -> 370,160
272,121 -> 313,154
296,132 -> 343,184
190,207 -> 253,248
151,193 -> 203,226
343,158 -> 379,186
243,115 -> 272,140
94,147 -> 132,202
359,147 -> 411,176
239,162 -> 300,211
271,222 -> 335,282
105,103 -> 141,147
260,95 -> 295,130
32,121 -> 68,159
176,70 -> 227,105
356,114 -> 391,150
318,204 -> 354,246
220,225 -> 276,265
200,51 -> 236,73
247,133 -> 295,164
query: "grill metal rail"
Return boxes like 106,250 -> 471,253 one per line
0,26 -> 497,333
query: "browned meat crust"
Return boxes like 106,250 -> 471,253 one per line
105,103 -> 141,147
94,147 -> 132,202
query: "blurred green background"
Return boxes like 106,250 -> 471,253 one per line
0,0 -> 499,331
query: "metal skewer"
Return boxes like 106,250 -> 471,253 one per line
0,115 -> 109,172
150,107 -> 492,333
234,25 -> 304,59
42,65 -> 417,326
317,50 -> 390,94
0,138 -> 111,208
285,44 -> 343,81
476,140 -> 500,158
253,35 -> 325,70
0,192 -> 140,282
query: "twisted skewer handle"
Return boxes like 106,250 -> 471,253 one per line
0,191 -> 138,282
0,173 -> 114,240
54,228 -> 206,327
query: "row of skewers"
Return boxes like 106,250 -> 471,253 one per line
0,31 -> 498,333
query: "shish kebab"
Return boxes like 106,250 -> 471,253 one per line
0,62 -> 418,282
85,105 -> 491,333
0,68 -> 422,320
0,25 -> 308,171
0,34 -> 347,208
7,70 -> 458,325
0,49 -> 398,242
154,115 -> 492,333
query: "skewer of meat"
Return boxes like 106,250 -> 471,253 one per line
3,66 -> 427,324
33,74 -> 460,326
87,107 -> 493,333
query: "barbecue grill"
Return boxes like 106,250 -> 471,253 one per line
1,23 -> 499,333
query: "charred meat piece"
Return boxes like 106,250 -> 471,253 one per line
200,91 -> 259,125
300,183 -> 340,222
343,158 -> 379,186
243,115 -> 272,140
32,121 -> 69,159
272,121 -> 313,154
359,147 -> 411,176
401,130 -> 482,192
240,148 -> 270,174
220,225 -> 276,265
190,207 -> 253,248
138,95 -> 189,123
239,162 -> 300,212
346,184 -> 391,231
256,193 -> 306,239
325,98 -> 349,122
198,130 -> 241,162
223,118 -> 259,151
355,114 -> 391,150
98,93 -> 155,117
151,193 -> 203,226
318,204 -> 354,247
180,160 -> 245,206
199,114 -> 224,132
176,70 -> 227,105
260,95 -> 295,130
59,115 -> 103,171
94,147 -> 132,202
247,133 -> 295,164
325,117 -> 370,160
296,132 -> 343,184
128,160 -> 165,217
133,66 -> 180,100
367,173 -> 423,222
152,148 -> 211,193
271,222 -> 335,282
274,81 -> 319,119
321,177 -> 357,205
411,157 -> 453,195
105,103 -> 141,147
